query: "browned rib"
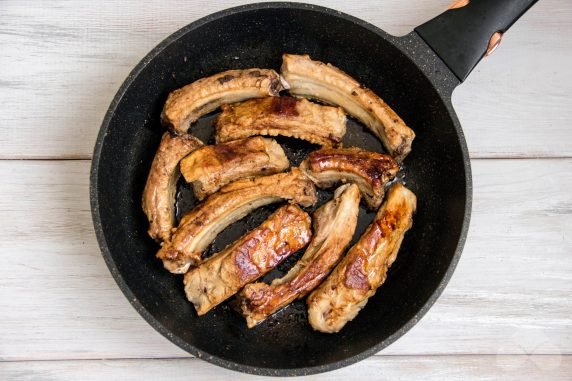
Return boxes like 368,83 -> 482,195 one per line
142,132 -> 203,242
215,96 -> 346,147
238,184 -> 361,327
281,54 -> 415,161
307,183 -> 417,333
180,136 -> 289,200
184,204 -> 312,315
156,168 -> 317,274
161,69 -> 283,134
300,147 -> 399,209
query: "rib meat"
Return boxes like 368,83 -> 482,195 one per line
161,69 -> 283,134
184,204 -> 312,315
156,168 -> 317,274
307,183 -> 416,333
281,54 -> 415,161
142,132 -> 203,242
301,147 -> 399,209
180,136 -> 289,200
215,96 -> 346,147
238,184 -> 361,327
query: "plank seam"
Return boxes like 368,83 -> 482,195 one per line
2,354 -> 571,363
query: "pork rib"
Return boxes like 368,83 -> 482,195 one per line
156,168 -> 317,274
142,132 -> 203,242
301,147 -> 399,209
215,96 -> 346,147
184,204 -> 312,315
238,184 -> 361,327
180,136 -> 289,200
281,54 -> 415,161
161,69 -> 283,134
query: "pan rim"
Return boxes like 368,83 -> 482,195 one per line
90,1 -> 473,376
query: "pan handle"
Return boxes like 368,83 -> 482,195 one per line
415,0 -> 538,82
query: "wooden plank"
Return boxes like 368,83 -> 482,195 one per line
454,0 -> 572,159
0,159 -> 570,361
1,0 -> 571,159
1,356 -> 571,381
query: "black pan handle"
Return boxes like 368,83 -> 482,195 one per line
415,0 -> 538,81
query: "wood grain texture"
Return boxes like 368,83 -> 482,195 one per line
1,356 -> 571,381
0,159 -> 570,362
1,0 -> 571,159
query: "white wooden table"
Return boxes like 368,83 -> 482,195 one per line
1,1 -> 571,379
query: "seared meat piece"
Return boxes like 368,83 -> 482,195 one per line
301,147 -> 399,209
281,54 -> 415,161
142,132 -> 203,242
180,136 -> 289,200
238,184 -> 361,327
307,183 -> 416,333
184,204 -> 312,315
215,96 -> 346,147
157,168 -> 317,274
161,69 -> 283,134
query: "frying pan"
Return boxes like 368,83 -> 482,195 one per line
90,0 -> 537,376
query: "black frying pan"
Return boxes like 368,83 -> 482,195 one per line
90,1 -> 537,376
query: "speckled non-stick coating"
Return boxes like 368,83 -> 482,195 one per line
90,2 -> 472,376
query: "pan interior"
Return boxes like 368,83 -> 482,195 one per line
94,5 -> 468,372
